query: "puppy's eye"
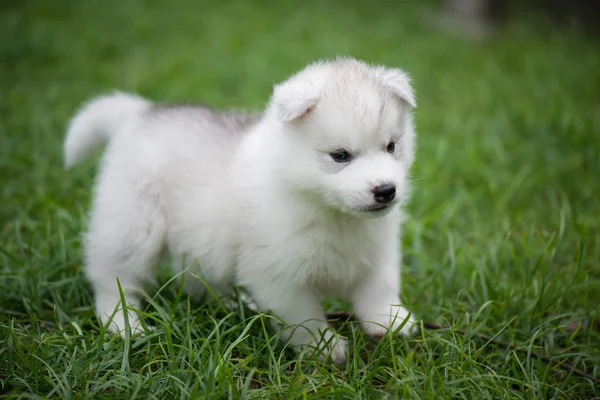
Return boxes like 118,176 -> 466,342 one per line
386,141 -> 396,153
329,149 -> 352,163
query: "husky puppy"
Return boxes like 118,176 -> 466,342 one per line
64,57 -> 418,363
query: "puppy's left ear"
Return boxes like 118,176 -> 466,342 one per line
270,80 -> 319,122
379,68 -> 416,108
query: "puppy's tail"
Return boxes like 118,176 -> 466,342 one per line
64,91 -> 150,168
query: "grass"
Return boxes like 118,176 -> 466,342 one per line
1,0 -> 600,398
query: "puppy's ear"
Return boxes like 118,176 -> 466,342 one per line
270,81 -> 318,122
379,68 -> 416,108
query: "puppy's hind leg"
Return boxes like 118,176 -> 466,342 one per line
85,175 -> 166,337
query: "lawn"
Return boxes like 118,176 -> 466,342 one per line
1,0 -> 600,398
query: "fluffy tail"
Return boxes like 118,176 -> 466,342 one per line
64,91 -> 150,168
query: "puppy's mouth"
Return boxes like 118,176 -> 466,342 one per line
362,204 -> 392,213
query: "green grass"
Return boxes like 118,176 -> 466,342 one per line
2,0 -> 600,398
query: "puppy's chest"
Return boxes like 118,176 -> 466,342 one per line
290,224 -> 382,287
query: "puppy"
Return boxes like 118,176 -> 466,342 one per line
64,57 -> 418,363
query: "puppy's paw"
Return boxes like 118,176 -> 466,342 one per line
102,312 -> 152,338
361,306 -> 418,339
305,331 -> 348,364
225,290 -> 261,313
324,335 -> 348,365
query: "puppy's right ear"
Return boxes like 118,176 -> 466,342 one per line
270,80 -> 318,122
378,68 -> 416,109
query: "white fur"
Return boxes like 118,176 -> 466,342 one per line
65,57 -> 418,363
64,92 -> 150,168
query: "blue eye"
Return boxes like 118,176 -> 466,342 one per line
329,149 -> 352,163
386,142 -> 395,153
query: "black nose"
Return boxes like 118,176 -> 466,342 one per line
372,184 -> 396,204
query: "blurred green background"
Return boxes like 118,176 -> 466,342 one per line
1,0 -> 599,398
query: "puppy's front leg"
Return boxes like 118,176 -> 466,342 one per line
352,251 -> 417,338
251,284 -> 347,364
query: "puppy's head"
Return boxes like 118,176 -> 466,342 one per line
267,57 -> 417,218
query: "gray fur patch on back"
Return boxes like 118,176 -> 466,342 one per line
150,102 -> 262,134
